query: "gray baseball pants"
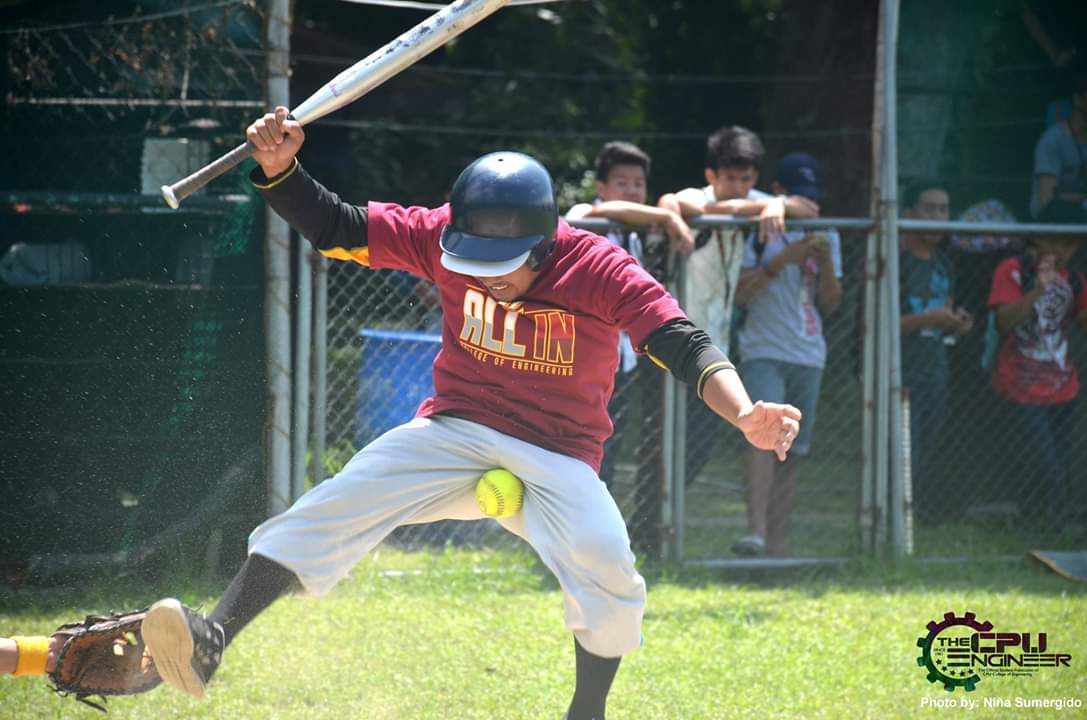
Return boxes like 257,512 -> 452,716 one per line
248,415 -> 646,657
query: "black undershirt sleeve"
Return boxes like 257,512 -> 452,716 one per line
251,159 -> 368,253
643,319 -> 736,399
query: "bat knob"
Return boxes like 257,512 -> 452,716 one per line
161,185 -> 180,209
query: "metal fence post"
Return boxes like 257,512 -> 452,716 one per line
660,373 -> 676,562
265,0 -> 292,516
880,0 -> 907,558
292,240 -> 312,501
659,249 -> 677,562
311,255 -> 329,487
860,228 -> 880,553
672,253 -> 690,563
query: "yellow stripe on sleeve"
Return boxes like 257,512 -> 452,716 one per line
644,350 -> 668,371
319,246 -> 371,267
251,157 -> 300,190
696,361 -> 736,400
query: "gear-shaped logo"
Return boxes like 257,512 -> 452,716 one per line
916,611 -> 993,692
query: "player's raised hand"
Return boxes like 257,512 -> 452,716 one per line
247,106 -> 305,179
735,400 -> 802,462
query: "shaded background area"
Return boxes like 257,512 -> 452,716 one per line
290,0 -> 880,216
0,0 -> 268,585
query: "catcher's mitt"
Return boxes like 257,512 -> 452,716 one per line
48,608 -> 161,712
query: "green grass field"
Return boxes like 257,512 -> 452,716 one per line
1,548 -> 1085,719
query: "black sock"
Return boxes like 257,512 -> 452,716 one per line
566,638 -> 621,720
209,553 -> 302,646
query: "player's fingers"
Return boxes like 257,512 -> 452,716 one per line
284,120 -> 305,144
255,114 -> 281,149
766,402 -> 802,422
248,119 -> 274,152
775,425 -> 796,462
245,123 -> 265,151
258,123 -> 280,148
266,112 -> 286,145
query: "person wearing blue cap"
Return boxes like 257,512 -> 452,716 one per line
731,153 -> 843,557
1030,68 -> 1087,220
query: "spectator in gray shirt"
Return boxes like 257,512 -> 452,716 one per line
730,153 -> 843,556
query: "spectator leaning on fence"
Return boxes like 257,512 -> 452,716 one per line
730,153 -> 842,557
987,200 -> 1087,526
1030,66 -> 1087,220
657,126 -> 820,355
657,126 -> 819,488
899,182 -> 974,525
565,140 -> 692,552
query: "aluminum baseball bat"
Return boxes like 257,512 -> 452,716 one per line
162,0 -> 510,208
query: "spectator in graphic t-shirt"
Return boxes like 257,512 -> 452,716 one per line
988,201 -> 1087,525
899,182 -> 974,524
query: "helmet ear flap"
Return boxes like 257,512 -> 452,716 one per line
527,235 -> 555,271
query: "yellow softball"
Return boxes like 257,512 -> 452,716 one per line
475,468 -> 524,519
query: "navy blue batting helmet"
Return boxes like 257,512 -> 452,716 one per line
439,151 -> 558,277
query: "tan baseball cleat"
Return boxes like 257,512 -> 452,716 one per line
142,598 -> 224,699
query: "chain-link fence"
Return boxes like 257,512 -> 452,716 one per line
316,220 -> 870,563
299,0 -> 1087,570
322,261 -> 514,549
5,0 -> 1084,586
902,231 -> 1087,559
672,226 -> 867,564
891,0 -> 1087,560
319,222 -> 673,554
3,0 -> 265,196
1,0 -> 268,584
317,228 -> 1086,567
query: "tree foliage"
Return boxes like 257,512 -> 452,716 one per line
294,0 -> 875,211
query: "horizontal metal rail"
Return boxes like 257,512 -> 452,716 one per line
568,215 -> 1087,237
1,191 -> 250,215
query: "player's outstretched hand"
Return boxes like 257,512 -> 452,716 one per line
736,400 -> 802,462
247,105 -> 305,179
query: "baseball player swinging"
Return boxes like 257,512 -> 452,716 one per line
142,107 -> 802,720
